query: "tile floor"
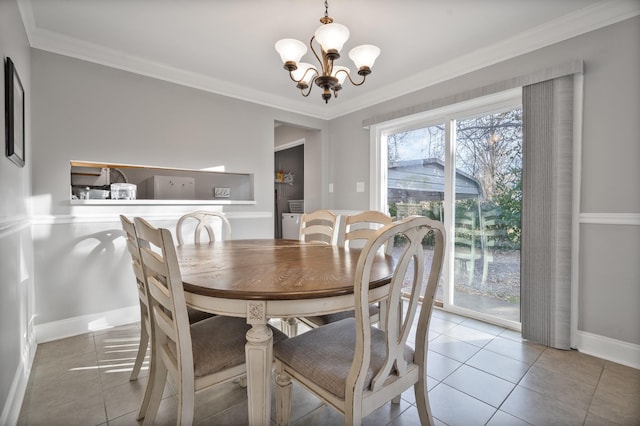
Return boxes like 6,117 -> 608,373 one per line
18,309 -> 640,425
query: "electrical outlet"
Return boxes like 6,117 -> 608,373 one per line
214,187 -> 230,198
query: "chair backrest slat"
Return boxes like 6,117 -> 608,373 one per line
299,210 -> 337,244
337,210 -> 394,254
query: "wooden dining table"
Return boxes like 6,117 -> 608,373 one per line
176,238 -> 395,426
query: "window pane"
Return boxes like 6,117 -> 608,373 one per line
387,125 -> 446,301
453,108 -> 522,322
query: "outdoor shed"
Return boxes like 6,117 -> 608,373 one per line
387,158 -> 482,203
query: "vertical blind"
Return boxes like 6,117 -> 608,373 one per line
521,76 -> 574,350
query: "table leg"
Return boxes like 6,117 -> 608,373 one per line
246,301 -> 272,426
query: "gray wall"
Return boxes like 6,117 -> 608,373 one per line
32,50 -> 273,216
327,17 -> 640,347
30,49 -> 327,325
0,0 -> 35,422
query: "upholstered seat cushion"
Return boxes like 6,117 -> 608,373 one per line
274,318 -> 414,399
191,316 -> 288,378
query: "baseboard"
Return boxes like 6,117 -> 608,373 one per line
577,330 -> 640,370
0,331 -> 37,426
35,305 -> 140,344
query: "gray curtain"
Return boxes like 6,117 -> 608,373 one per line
521,76 -> 574,350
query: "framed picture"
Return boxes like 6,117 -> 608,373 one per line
5,57 -> 25,167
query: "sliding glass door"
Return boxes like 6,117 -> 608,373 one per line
379,91 -> 522,327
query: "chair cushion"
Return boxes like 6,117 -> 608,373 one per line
274,318 -> 414,399
191,316 -> 288,378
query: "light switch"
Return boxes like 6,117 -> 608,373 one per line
356,182 -> 365,192
329,183 -> 334,193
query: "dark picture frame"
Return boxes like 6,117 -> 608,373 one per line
5,57 -> 25,167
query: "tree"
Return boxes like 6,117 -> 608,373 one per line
387,131 -> 409,163
455,109 -> 522,201
387,125 -> 445,163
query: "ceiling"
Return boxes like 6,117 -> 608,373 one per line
18,0 -> 639,120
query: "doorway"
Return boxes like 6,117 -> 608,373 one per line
274,143 -> 304,238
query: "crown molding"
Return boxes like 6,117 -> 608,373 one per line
325,0 -> 640,119
18,0 -> 640,121
23,27 -> 330,120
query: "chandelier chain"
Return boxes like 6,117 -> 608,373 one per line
324,0 -> 329,20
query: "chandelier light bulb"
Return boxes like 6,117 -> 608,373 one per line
275,39 -> 308,66
314,23 -> 350,54
348,45 -> 381,72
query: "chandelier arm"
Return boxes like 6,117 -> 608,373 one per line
343,71 -> 367,87
305,67 -> 320,82
300,78 -> 315,97
288,67 -> 319,84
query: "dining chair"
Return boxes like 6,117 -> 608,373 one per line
133,217 -> 287,425
274,215 -> 446,426
300,210 -> 394,329
176,210 -> 232,245
336,210 -> 394,253
280,209 -> 339,336
176,210 -> 233,322
120,215 -> 222,420
298,209 -> 338,245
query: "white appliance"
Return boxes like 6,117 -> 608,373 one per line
282,213 -> 302,240
141,175 -> 195,199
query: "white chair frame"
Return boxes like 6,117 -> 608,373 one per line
119,215 -> 154,420
176,210 -> 232,245
336,210 -> 394,254
274,215 -> 446,425
298,209 -> 338,245
299,210 -> 394,330
135,217 -> 248,425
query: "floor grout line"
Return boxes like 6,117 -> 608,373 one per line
18,313 -> 640,426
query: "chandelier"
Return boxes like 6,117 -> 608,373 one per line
275,1 -> 380,103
